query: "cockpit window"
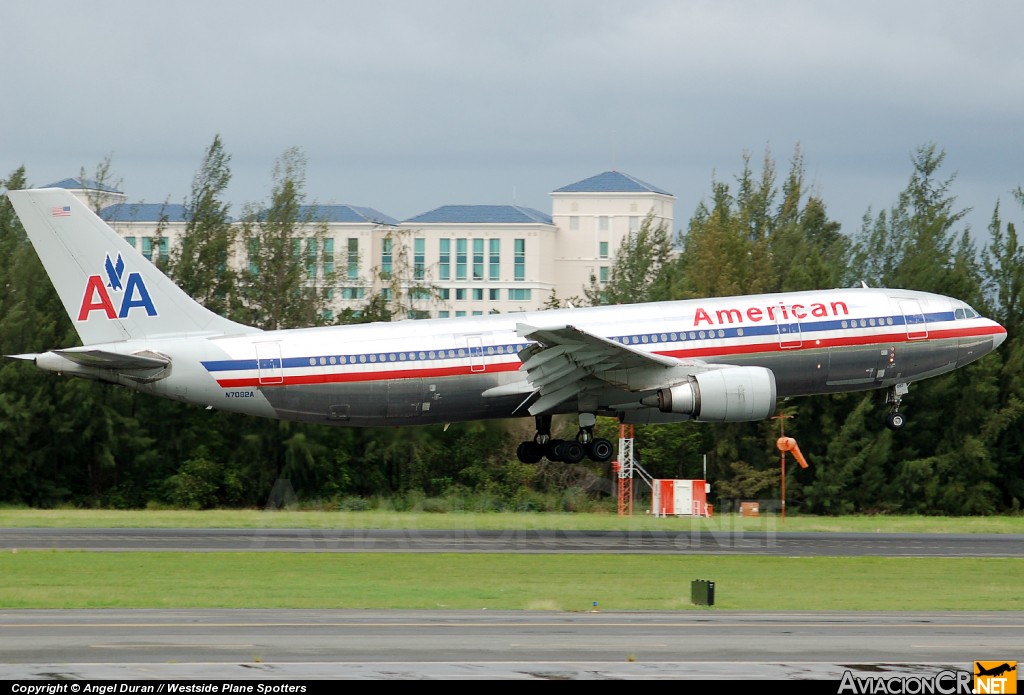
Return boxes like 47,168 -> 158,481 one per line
957,304 -> 979,319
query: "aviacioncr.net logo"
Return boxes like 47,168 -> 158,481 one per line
974,662 -> 1017,694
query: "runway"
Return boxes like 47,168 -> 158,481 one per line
1,530 -> 1021,680
2,528 -> 1023,556
1,609 -> 1022,680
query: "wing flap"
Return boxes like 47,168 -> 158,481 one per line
516,322 -> 708,415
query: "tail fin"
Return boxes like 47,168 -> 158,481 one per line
7,188 -> 254,345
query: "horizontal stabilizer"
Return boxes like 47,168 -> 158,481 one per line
54,349 -> 170,371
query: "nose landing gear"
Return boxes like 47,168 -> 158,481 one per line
885,383 -> 909,430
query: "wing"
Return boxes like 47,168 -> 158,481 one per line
512,323 -> 716,415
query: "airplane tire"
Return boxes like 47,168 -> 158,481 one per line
517,441 -> 543,464
886,412 -> 906,430
560,441 -> 586,464
587,438 -> 614,462
545,439 -> 566,462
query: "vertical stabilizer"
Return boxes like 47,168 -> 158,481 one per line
7,188 -> 254,345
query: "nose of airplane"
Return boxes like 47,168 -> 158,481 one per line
993,326 -> 1007,350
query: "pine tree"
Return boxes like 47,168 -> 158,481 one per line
169,134 -> 237,317
237,147 -> 335,330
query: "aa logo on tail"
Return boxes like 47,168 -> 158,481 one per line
78,253 -> 158,320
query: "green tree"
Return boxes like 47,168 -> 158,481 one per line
980,187 -> 1024,510
841,143 -> 1003,514
237,147 -> 335,329
370,228 -> 440,320
848,143 -> 972,294
79,153 -> 122,213
668,145 -> 845,300
583,211 -> 673,305
169,134 -> 237,317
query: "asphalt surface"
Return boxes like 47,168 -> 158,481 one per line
1,528 -> 1022,556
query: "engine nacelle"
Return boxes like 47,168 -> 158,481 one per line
643,366 -> 777,422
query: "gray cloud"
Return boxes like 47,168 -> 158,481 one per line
2,0 -> 1021,239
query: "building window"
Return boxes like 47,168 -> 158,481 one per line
599,266 -> 609,283
455,288 -> 466,301
508,288 -> 532,301
306,238 -> 318,279
569,216 -> 579,231
340,287 -> 365,300
381,238 -> 392,277
142,237 -> 169,262
472,288 -> 483,301
489,239 -> 500,281
323,237 -> 334,275
439,288 -> 450,300
124,236 -> 136,249
347,238 -> 359,279
456,238 -> 467,280
599,216 -> 610,231
439,238 -> 450,281
629,216 -> 640,233
247,238 -> 260,275
599,241 -> 609,259
438,311 -> 450,318
473,238 -> 484,280
488,288 -> 500,300
455,311 -> 466,317
414,238 -> 425,281
514,238 -> 525,281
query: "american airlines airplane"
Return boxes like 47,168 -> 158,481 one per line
6,188 -> 1007,465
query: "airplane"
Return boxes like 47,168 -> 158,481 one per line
975,663 -> 1016,678
5,188 -> 1008,465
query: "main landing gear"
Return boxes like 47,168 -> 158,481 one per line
516,413 -> 614,464
885,383 -> 909,431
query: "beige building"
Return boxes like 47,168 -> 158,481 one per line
49,170 -> 675,320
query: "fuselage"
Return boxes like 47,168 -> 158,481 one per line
97,286 -> 1003,427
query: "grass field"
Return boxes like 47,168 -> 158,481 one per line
1,509 -> 1021,611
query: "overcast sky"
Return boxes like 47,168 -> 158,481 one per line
3,0 -> 1022,241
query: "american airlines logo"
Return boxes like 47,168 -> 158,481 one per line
694,300 -> 850,327
77,253 -> 158,320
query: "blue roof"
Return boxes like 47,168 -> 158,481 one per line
405,205 -> 552,225
554,171 -> 672,196
303,205 -> 398,226
100,203 -> 189,223
45,177 -> 123,194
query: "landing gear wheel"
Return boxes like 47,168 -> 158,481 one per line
587,438 -> 614,463
516,440 -> 543,463
560,440 -> 586,464
886,411 -> 906,431
545,439 -> 567,462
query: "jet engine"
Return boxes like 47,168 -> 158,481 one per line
641,366 -> 777,422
